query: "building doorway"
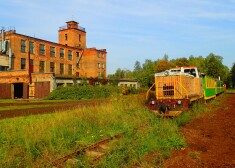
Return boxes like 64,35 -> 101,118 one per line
14,83 -> 23,99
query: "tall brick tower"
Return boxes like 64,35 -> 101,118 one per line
58,21 -> 86,48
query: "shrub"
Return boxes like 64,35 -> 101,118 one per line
46,85 -> 123,100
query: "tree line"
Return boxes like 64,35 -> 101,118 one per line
108,53 -> 235,88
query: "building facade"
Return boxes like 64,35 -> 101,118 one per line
0,20 -> 107,99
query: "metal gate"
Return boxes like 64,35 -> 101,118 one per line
35,82 -> 50,99
0,83 -> 11,98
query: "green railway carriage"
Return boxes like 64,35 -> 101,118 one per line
202,76 -> 216,100
216,80 -> 224,94
202,76 -> 224,100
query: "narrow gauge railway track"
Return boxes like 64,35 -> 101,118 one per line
51,132 -> 126,167
51,125 -> 146,167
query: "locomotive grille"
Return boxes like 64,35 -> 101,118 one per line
163,85 -> 174,96
155,75 -> 189,99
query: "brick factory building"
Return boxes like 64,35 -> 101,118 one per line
0,21 -> 107,99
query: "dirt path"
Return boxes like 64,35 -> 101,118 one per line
0,99 -> 107,119
163,93 -> 235,168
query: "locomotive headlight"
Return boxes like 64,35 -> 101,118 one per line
178,100 -> 182,105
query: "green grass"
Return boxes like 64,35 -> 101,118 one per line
0,99 -> 18,103
0,94 -> 226,167
226,89 -> 235,93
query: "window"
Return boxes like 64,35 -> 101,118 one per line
39,44 -> 45,55
60,48 -> 64,58
79,34 -> 81,42
39,61 -> 45,72
65,34 -> 68,40
5,41 -> 9,52
60,63 -> 64,75
29,42 -> 34,54
76,52 -> 80,57
21,40 -> 26,52
50,46 -> 55,57
0,66 -> 8,71
102,53 -> 104,58
184,68 -> 196,77
21,58 -> 26,69
76,72 -> 79,77
68,64 -> 72,75
97,63 -> 101,68
50,62 -> 55,73
102,63 -> 105,69
98,72 -> 101,77
68,50 -> 72,60
97,52 -> 101,57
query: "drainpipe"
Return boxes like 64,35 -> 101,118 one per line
1,27 -> 5,51
28,40 -> 32,99
28,40 -> 32,84
8,48 -> 12,70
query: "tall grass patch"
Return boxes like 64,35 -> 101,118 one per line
1,95 -> 186,167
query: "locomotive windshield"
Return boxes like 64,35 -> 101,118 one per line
184,68 -> 196,77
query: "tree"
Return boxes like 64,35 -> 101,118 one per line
135,59 -> 156,88
163,54 -> 169,61
156,60 -> 171,72
205,53 -> 224,79
133,61 -> 142,78
189,55 -> 206,72
114,68 -> 124,78
170,59 -> 176,68
175,57 -> 190,67
123,69 -> 133,79
231,62 -> 235,88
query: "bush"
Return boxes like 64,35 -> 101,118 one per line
46,85 -> 123,100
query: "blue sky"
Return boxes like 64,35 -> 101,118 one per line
1,0 -> 235,74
